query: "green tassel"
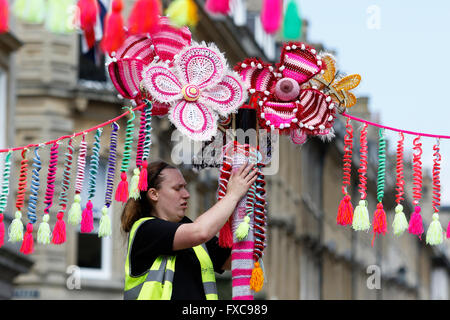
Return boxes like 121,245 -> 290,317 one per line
46,0 -> 76,34
13,0 -> 46,24
68,194 -> 82,225
129,168 -> 141,200
235,216 -> 250,241
282,0 -> 302,40
392,204 -> 409,236
98,206 -> 112,238
352,200 -> 370,231
37,214 -> 51,244
8,211 -> 24,242
426,213 -> 444,245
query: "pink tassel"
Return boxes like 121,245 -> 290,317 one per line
101,0 -> 125,54
260,0 -> 283,34
138,160 -> 148,191
372,203 -> 387,247
337,195 -> 353,226
205,0 -> 230,15
20,223 -> 34,255
115,171 -> 129,202
408,206 -> 424,239
219,219 -> 233,248
127,0 -> 162,35
52,211 -> 67,244
81,200 -> 94,233
447,220 -> 450,239
77,0 -> 99,49
0,214 -> 4,248
0,0 -> 9,34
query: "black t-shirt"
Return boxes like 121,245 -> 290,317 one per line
129,216 -> 231,300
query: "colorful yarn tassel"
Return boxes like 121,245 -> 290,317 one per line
282,0 -> 302,40
116,172 -> 129,202
205,0 -> 230,15
13,0 -> 46,24
392,204 -> 408,236
81,200 -> 94,233
68,194 -> 82,225
408,206 -> 424,239
409,136 -> 424,239
98,206 -> 112,238
77,0 -> 98,49
101,0 -> 125,55
337,119 -> 353,226
337,195 -> 353,226
20,223 -> 34,254
426,213 -> 443,245
139,160 -> 148,191
249,261 -> 264,292
37,214 -> 51,244
139,101 -> 153,191
129,168 -> 141,200
260,0 -> 283,34
128,0 -> 162,35
10,149 -> 29,243
352,200 -> 370,231
372,129 -> 387,246
9,211 -> 24,243
0,0 -> 9,33
52,212 -> 66,244
0,214 -> 4,247
235,216 -> 251,241
166,0 -> 199,28
46,0 -> 75,34
372,203 -> 387,247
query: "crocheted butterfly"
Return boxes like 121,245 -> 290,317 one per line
141,42 -> 248,141
308,53 -> 361,109
235,42 -> 337,145
108,16 -> 192,116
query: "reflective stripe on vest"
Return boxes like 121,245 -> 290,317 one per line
124,217 -> 218,300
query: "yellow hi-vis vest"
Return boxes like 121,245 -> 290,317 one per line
124,217 -> 219,300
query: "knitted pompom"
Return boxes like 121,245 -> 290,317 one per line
392,204 -> 409,236
98,206 -> 112,238
408,206 -> 424,239
426,213 -> 443,245
8,211 -> 24,243
37,214 -> 51,244
68,194 -> 82,225
352,200 -> 370,231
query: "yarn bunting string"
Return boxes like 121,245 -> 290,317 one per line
81,128 -> 102,233
408,136 -> 424,239
0,151 -> 12,247
372,128 -> 387,247
9,149 -> 29,244
392,133 -> 408,236
99,122 -> 119,238
115,107 -> 136,203
426,141 -> 443,245
337,118 -> 353,226
139,100 -> 153,191
52,138 -> 74,244
68,134 -> 87,226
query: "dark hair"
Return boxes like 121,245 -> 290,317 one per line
120,160 -> 176,233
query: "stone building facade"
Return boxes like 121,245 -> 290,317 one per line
5,0 -> 450,300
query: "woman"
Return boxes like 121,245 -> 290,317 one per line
121,160 -> 258,300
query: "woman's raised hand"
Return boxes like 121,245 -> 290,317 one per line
226,161 -> 259,202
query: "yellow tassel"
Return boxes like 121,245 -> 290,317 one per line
250,262 -> 264,292
235,216 -> 250,240
166,0 -> 199,28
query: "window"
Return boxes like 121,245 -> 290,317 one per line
0,67 -> 6,150
77,157 -> 112,280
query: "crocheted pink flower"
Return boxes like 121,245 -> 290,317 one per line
142,43 -> 248,141
235,42 -> 336,145
108,16 -> 192,116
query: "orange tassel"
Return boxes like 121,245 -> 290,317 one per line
372,202 -> 387,246
127,0 -> 162,35
250,261 -> 264,292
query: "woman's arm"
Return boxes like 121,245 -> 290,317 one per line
173,162 -> 258,251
